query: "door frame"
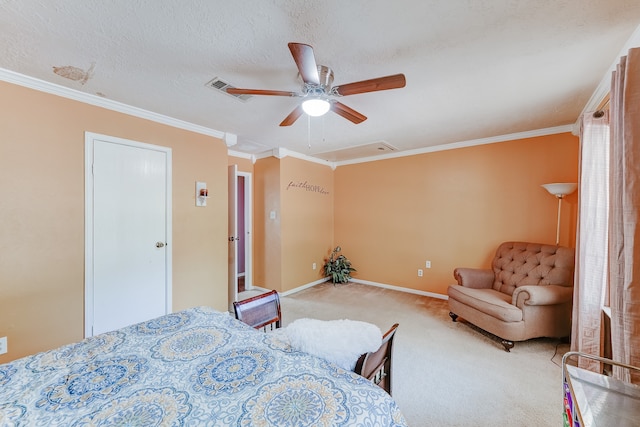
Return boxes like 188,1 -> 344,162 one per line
238,171 -> 253,291
84,132 -> 173,337
228,165 -> 238,311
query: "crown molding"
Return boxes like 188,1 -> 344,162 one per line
252,147 -> 335,168
228,150 -> 254,160
241,124 -> 573,167
0,67 -> 226,139
0,65 -> 595,167
333,124 -> 574,167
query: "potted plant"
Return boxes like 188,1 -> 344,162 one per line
323,246 -> 356,284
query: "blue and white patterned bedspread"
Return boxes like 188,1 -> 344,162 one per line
0,307 -> 407,426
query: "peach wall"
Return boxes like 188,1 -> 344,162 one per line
334,133 -> 579,296
251,156 -> 334,292
0,81 -> 229,363
253,157 -> 281,290
280,157 -> 334,291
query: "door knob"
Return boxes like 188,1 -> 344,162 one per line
156,242 -> 165,248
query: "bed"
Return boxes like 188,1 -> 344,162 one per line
0,306 -> 407,426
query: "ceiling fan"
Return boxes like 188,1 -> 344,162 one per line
226,42 -> 406,127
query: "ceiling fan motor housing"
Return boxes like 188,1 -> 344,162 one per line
317,65 -> 334,89
303,65 -> 333,99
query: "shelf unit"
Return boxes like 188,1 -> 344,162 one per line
562,351 -> 640,426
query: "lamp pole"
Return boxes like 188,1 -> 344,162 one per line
555,195 -> 564,245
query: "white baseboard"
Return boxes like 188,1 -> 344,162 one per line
245,285 -> 270,293
279,278 -> 329,297
279,277 -> 448,300
350,279 -> 448,300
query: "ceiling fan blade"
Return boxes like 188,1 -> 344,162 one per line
331,101 -> 367,124
288,42 -> 319,85
280,105 -> 304,126
333,74 -> 406,96
225,88 -> 298,97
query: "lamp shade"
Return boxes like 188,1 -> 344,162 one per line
541,182 -> 577,197
302,98 -> 330,117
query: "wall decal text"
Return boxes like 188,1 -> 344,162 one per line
286,180 -> 330,195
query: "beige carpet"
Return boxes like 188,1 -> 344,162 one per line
261,282 -> 569,427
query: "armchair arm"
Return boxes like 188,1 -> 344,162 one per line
512,285 -> 573,308
453,268 -> 494,289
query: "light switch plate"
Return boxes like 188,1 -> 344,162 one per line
0,336 -> 7,355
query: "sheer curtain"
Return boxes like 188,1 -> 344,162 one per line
572,111 -> 609,373
609,48 -> 640,383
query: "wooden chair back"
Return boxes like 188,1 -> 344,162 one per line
233,290 -> 282,331
354,323 -> 399,395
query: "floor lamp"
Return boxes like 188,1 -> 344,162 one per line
541,183 -> 578,245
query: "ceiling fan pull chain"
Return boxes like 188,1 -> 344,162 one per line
322,114 -> 326,143
307,114 -> 311,148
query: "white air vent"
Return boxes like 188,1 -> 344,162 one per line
205,77 -> 252,102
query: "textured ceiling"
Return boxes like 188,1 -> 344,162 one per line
1,1 -> 639,161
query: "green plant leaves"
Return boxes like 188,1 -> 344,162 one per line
323,246 -> 356,284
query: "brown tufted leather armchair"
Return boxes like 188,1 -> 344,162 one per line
447,242 -> 575,351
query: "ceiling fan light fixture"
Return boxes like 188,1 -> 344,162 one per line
302,98 -> 330,117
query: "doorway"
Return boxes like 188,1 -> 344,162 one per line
228,166 -> 252,309
84,132 -> 172,337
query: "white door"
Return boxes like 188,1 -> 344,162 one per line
228,164 -> 238,312
85,133 -> 172,336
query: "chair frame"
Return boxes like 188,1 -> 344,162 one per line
354,323 -> 399,395
233,290 -> 282,331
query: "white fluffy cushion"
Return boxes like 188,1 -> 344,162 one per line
282,318 -> 382,370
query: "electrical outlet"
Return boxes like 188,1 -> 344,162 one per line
425,260 -> 431,268
418,269 -> 423,277
312,262 -> 317,270
0,336 -> 7,355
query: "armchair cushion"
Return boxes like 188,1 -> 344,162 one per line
448,286 -> 521,322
